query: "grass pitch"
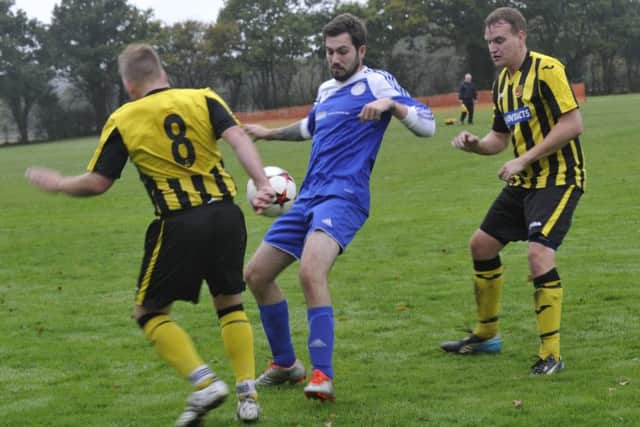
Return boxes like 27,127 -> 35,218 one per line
1,94 -> 639,426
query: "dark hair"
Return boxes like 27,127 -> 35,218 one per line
485,7 -> 527,33
322,13 -> 367,49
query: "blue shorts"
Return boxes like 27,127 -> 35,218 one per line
264,196 -> 368,259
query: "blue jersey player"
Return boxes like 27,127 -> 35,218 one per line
244,13 -> 436,401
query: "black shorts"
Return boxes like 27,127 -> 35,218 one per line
480,185 -> 582,250
135,201 -> 247,309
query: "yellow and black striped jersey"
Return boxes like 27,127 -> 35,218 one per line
492,50 -> 586,190
87,87 -> 240,216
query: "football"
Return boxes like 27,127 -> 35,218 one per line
246,166 -> 297,217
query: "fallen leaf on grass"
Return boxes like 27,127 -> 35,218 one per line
618,377 -> 631,386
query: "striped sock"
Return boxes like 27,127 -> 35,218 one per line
533,268 -> 563,359
471,257 -> 504,339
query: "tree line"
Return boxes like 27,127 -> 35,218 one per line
1,0 -> 639,144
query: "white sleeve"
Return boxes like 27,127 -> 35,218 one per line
401,106 -> 436,137
367,71 -> 404,99
299,118 -> 311,139
367,70 -> 435,137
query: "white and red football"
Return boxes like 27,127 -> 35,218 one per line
246,166 -> 297,217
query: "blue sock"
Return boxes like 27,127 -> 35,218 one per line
258,300 -> 296,367
307,306 -> 334,378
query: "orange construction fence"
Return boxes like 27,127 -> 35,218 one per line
236,83 -> 586,123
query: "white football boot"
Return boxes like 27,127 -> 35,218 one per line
175,379 -> 229,427
235,380 -> 260,422
256,359 -> 306,386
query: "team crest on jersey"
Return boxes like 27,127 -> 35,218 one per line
503,106 -> 532,127
351,82 -> 366,96
514,85 -> 523,98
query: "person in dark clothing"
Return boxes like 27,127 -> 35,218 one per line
459,73 -> 477,124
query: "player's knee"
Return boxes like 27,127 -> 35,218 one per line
298,263 -> 311,287
243,263 -> 258,287
469,235 -> 481,256
298,263 -> 324,291
527,242 -> 555,276
244,262 -> 270,292
469,231 -> 499,259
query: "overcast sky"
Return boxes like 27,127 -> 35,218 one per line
12,0 -> 226,25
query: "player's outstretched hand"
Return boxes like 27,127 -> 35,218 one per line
451,131 -> 480,153
243,124 -> 270,141
251,185 -> 277,215
25,167 -> 62,193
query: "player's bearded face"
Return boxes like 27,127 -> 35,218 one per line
325,33 -> 364,82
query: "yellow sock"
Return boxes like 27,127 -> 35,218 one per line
533,269 -> 563,359
471,258 -> 504,339
220,309 -> 256,396
143,314 -> 210,387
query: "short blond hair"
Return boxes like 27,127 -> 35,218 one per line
118,43 -> 164,84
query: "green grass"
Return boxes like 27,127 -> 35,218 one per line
1,93 -> 639,426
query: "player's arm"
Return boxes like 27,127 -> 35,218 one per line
25,122 -> 124,196
222,125 -> 275,213
25,168 -> 113,196
517,108 -> 582,166
497,108 -> 583,182
361,73 -> 436,137
451,130 -> 510,155
244,120 -> 309,142
398,102 -> 436,137
205,93 -> 276,213
358,97 -> 436,137
510,59 -> 583,167
358,98 -> 407,121
454,95 -> 510,155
